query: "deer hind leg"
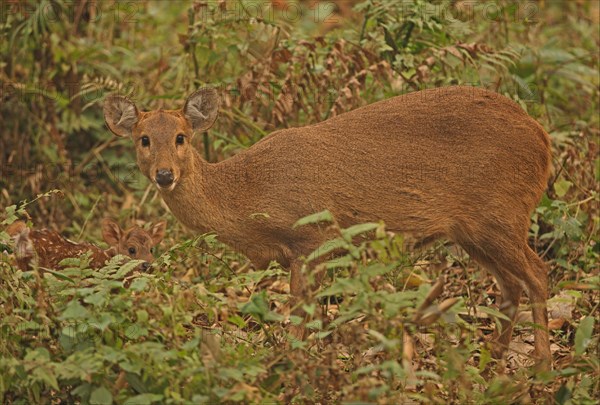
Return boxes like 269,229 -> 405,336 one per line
459,233 -> 550,369
488,243 -> 550,369
458,242 -> 523,359
524,245 -> 551,369
487,269 -> 523,359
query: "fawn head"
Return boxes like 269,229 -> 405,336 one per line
101,218 -> 166,270
103,88 -> 220,192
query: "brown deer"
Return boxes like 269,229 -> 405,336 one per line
7,218 -> 166,271
104,85 -> 552,368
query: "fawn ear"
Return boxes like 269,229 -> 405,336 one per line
149,221 -> 167,246
104,95 -> 139,137
101,218 -> 122,246
183,87 -> 220,132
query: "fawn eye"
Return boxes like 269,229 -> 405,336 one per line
128,247 -> 136,255
141,136 -> 150,147
176,134 -> 185,145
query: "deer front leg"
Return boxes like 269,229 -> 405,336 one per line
288,259 -> 308,341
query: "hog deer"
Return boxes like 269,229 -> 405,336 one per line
7,218 -> 166,271
104,86 -> 552,368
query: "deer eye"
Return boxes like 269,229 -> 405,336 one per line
128,247 -> 137,255
176,134 -> 185,145
141,136 -> 150,147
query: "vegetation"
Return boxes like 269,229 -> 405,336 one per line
1,0 -> 598,403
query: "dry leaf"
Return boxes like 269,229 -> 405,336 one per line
548,291 -> 576,320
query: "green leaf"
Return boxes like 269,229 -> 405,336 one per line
554,384 -> 572,405
292,210 -> 333,229
59,254 -> 91,268
367,329 -> 399,349
289,315 -> 303,326
320,254 -> 355,269
241,291 -> 269,318
94,313 -> 114,331
475,306 -> 511,322
315,330 -> 333,339
112,259 -> 144,278
136,310 -> 149,323
539,48 -> 575,64
33,367 -> 59,390
129,277 -> 148,292
305,319 -> 322,330
302,303 -> 316,316
554,179 -> 572,197
125,373 -> 148,393
60,301 -> 90,320
341,222 -> 379,240
479,346 -> 492,372
240,291 -> 281,321
316,278 -> 362,298
306,237 -> 348,262
125,324 -> 148,339
71,383 -> 92,401
25,346 -> 51,360
219,367 -> 244,381
123,394 -> 164,405
90,386 -> 113,405
227,314 -> 247,328
84,292 -> 107,307
574,316 -> 595,356
42,268 -> 76,283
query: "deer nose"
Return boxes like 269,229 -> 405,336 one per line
155,169 -> 174,187
141,262 -> 151,271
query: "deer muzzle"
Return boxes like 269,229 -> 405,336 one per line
155,169 -> 175,188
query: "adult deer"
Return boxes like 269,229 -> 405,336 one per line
104,86 -> 552,368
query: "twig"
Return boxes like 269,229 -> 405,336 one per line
74,137 -> 118,175
540,237 -> 558,260
547,154 -> 569,194
77,195 -> 102,240
401,21 -> 414,48
359,4 -> 371,42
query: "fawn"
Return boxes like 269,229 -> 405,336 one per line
7,218 -> 166,271
104,85 -> 552,368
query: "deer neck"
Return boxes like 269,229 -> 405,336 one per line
159,149 -> 238,237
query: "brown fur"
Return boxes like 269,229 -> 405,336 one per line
7,219 -> 166,271
105,85 -> 552,368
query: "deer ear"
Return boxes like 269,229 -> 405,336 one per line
183,87 -> 220,132
104,95 -> 139,137
101,218 -> 122,246
149,221 -> 167,246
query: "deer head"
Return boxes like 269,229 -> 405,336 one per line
103,88 -> 220,192
101,218 -> 167,268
